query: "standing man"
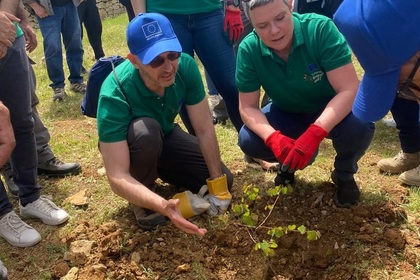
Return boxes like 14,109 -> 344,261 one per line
24,0 -> 86,101
236,0 -> 375,207
98,13 -> 233,235
0,1 -> 69,250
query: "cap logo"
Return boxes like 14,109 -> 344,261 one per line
142,21 -> 163,41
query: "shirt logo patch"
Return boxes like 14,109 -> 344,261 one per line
305,63 -> 324,83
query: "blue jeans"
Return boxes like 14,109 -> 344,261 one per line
164,10 -> 243,133
0,37 -> 40,216
391,97 -> 420,153
238,103 -> 375,180
37,2 -> 84,89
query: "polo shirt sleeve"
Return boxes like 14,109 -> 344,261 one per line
236,34 -> 261,93
97,76 -> 132,143
178,54 -> 206,105
315,19 -> 352,72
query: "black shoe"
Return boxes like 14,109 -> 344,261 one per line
37,157 -> 81,178
130,204 -> 167,231
0,163 -> 18,197
331,171 -> 360,208
274,170 -> 295,186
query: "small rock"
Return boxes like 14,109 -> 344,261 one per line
175,263 -> 190,274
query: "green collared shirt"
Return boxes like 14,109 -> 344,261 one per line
147,0 -> 221,14
97,53 -> 205,143
236,13 -> 352,113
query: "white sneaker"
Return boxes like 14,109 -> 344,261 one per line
20,196 -> 69,226
0,259 -> 7,280
0,211 -> 41,247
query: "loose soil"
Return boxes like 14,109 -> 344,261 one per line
3,123 -> 420,280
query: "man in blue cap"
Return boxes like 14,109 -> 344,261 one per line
334,0 -> 420,186
97,13 -> 233,235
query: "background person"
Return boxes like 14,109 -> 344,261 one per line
0,2 -> 69,253
77,0 -> 105,61
333,0 -> 420,186
24,0 -> 86,101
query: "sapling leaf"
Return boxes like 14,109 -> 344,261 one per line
267,186 -> 280,196
307,230 -> 319,240
297,225 -> 306,234
232,204 -> 244,215
281,186 -> 288,195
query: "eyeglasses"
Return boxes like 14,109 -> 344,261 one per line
148,52 -> 181,68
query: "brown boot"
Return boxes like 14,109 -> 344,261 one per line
377,151 -> 420,174
399,165 -> 420,187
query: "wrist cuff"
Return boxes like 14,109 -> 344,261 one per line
173,192 -> 195,219
206,174 -> 228,195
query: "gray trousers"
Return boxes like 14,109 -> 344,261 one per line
29,64 -> 54,163
127,117 -> 233,193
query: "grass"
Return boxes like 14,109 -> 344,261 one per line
2,12 -> 420,280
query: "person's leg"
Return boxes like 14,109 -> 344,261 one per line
126,117 -> 167,230
329,114 -> 375,180
191,10 -> 243,133
0,180 -> 13,218
158,125 -> 233,193
61,2 -> 84,86
392,97 -> 420,154
0,40 -> 69,227
37,12 -> 65,90
378,97 -> 420,174
205,70 -> 229,124
0,37 -> 39,203
118,0 -> 135,22
391,98 -> 420,185
81,0 -> 105,60
238,102 -> 316,162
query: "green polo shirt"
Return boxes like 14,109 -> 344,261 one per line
97,53 -> 205,143
147,0 -> 221,14
236,13 -> 352,113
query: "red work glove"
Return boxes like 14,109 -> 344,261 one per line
283,124 -> 328,172
264,131 -> 295,164
224,7 -> 244,43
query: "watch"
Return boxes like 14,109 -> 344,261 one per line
226,0 -> 241,7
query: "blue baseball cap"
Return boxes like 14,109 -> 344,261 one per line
333,0 -> 420,122
126,13 -> 182,65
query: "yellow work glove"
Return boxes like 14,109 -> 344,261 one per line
173,191 -> 210,219
203,174 -> 232,216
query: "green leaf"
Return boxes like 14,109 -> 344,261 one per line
307,230 -> 319,241
265,205 -> 273,210
241,214 -> 256,226
281,186 -> 288,195
287,225 -> 296,231
267,186 -> 280,196
232,204 -> 243,215
297,225 -> 306,234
